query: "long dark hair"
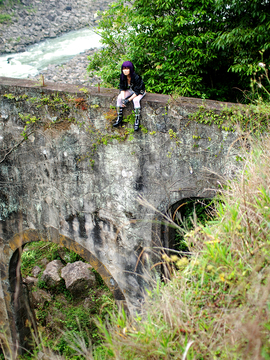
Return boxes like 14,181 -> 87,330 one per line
121,61 -> 135,80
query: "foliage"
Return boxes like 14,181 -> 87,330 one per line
0,13 -> 11,23
3,92 -> 74,140
88,0 -> 270,102
19,242 -> 117,359
173,199 -> 215,252
87,1 -> 130,89
190,102 -> 270,134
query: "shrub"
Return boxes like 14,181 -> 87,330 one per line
0,14 -> 11,23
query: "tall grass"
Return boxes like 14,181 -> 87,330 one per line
91,136 -> 270,360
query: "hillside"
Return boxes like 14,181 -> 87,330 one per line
0,0 -> 110,54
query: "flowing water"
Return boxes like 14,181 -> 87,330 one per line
0,28 -> 101,79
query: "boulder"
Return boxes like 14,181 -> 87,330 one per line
31,288 -> 52,308
16,46 -> 26,53
32,265 -> 41,277
41,260 -> 64,287
37,350 -> 65,360
40,258 -> 49,266
61,261 -> 96,296
49,31 -> 57,38
23,276 -> 38,288
46,13 -> 56,22
57,248 -> 73,263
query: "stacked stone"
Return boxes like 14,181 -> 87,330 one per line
0,0 -> 111,54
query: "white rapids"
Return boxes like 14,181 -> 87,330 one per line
0,28 -> 102,79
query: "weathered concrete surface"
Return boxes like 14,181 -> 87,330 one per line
0,77 -> 239,356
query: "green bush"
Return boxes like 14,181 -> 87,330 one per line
88,0 -> 270,102
0,14 -> 11,23
173,198 -> 215,252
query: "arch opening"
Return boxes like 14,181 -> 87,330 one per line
165,197 -> 215,253
6,229 -> 127,357
151,197 -> 216,281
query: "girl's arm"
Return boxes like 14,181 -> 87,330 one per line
122,93 -> 137,107
127,93 -> 137,101
133,74 -> 145,95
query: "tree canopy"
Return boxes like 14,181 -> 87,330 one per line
88,0 -> 270,102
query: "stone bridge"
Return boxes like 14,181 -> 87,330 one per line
0,77 -> 239,356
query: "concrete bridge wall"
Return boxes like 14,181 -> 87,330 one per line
0,77 -> 239,356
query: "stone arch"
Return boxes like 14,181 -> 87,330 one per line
1,227 -> 126,357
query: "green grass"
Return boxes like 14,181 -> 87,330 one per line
0,13 -> 11,23
173,198 -> 215,253
18,242 -> 117,359
21,242 -> 63,277
36,290 -> 115,358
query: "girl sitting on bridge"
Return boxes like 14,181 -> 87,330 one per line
113,61 -> 146,131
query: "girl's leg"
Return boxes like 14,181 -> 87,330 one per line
132,93 -> 146,131
132,92 -> 146,109
116,90 -> 134,107
114,90 -> 134,127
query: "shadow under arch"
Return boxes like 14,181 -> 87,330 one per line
151,196 -> 214,254
5,227 -> 126,355
150,196 -> 215,282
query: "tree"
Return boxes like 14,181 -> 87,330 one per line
88,0 -> 270,102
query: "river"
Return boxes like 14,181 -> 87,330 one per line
0,28 -> 101,79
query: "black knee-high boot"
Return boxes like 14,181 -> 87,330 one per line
134,108 -> 141,131
113,107 -> 123,127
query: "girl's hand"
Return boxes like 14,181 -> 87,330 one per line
122,99 -> 129,107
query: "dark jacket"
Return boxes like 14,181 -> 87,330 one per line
119,72 -> 145,96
